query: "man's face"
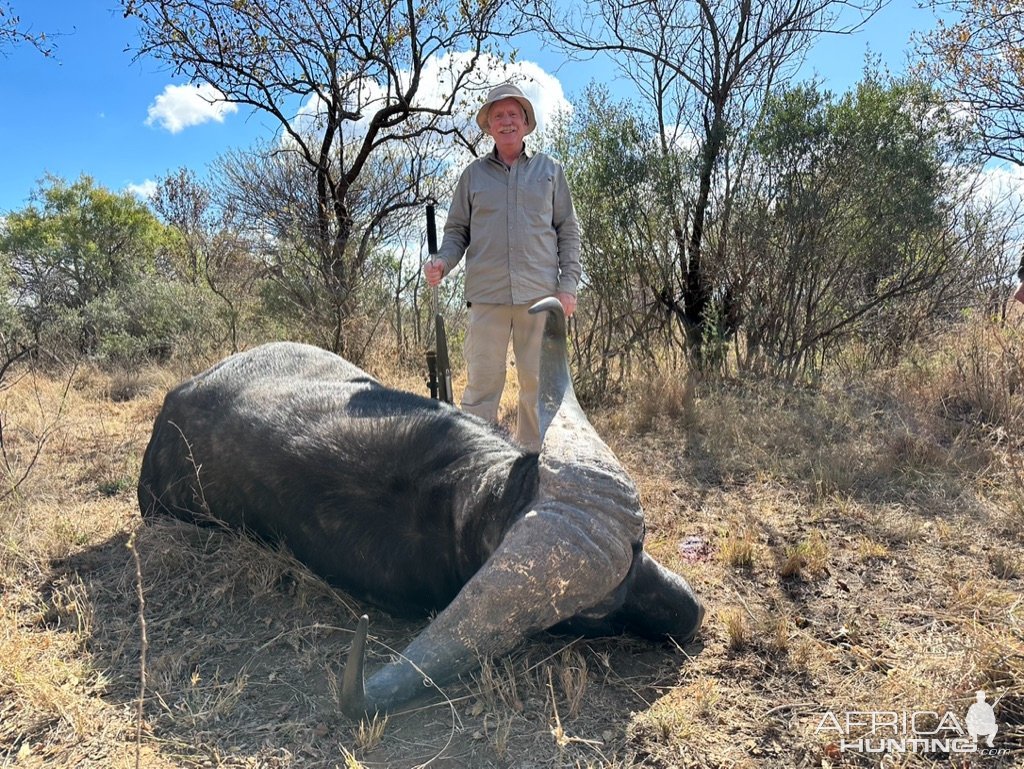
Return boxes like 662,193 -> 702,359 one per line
487,97 -> 527,154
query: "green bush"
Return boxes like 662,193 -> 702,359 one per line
76,279 -> 223,366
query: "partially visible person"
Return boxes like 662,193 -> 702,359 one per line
1015,257 -> 1024,304
424,83 -> 581,450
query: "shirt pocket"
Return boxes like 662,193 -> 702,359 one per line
521,174 -> 554,224
469,177 -> 507,219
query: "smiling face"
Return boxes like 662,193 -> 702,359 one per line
487,97 -> 528,159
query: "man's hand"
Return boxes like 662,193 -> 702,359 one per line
555,291 -> 577,318
1015,281 -> 1024,305
424,259 -> 445,287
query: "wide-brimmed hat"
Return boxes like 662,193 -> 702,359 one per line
475,83 -> 536,136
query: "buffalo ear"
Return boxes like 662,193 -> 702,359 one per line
616,552 -> 704,643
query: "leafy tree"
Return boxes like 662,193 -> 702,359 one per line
553,86 -> 685,397
728,74 -> 983,378
527,0 -> 883,361
916,0 -> 1024,166
79,279 -> 222,366
0,256 -> 32,372
0,175 -> 169,354
150,167 -> 264,352
122,0 -> 514,354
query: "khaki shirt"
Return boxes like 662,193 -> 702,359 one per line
436,146 -> 581,305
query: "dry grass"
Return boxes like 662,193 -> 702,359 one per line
720,607 -> 751,652
778,531 -> 830,579
1,313 -> 1023,767
718,527 -> 758,570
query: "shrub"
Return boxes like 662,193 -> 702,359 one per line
76,280 -> 223,366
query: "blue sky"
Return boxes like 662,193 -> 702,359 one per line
0,1 -> 935,214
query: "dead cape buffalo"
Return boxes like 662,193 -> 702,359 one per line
138,298 -> 704,718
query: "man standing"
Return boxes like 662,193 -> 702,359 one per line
425,83 -> 581,450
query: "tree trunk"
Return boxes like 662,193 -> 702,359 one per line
683,106 -> 726,359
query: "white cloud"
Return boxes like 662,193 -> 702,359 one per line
503,59 -> 572,137
289,53 -> 572,149
125,179 -> 157,200
661,124 -> 700,156
973,161 -> 1024,205
146,83 -> 238,133
396,51 -> 573,138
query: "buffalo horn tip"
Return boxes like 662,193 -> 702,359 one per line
340,614 -> 369,718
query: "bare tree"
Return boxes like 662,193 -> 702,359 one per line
122,0 -> 513,353
0,2 -> 54,56
915,0 -> 1024,167
212,134 -> 449,354
526,0 -> 883,359
150,168 -> 260,352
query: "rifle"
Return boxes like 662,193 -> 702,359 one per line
425,204 -> 453,403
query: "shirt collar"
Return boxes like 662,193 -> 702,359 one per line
489,142 -> 531,168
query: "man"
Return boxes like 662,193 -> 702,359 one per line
424,83 -> 581,450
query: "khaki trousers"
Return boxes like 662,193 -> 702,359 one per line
461,303 -> 546,451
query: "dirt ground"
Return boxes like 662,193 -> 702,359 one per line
1,320 -> 1022,768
